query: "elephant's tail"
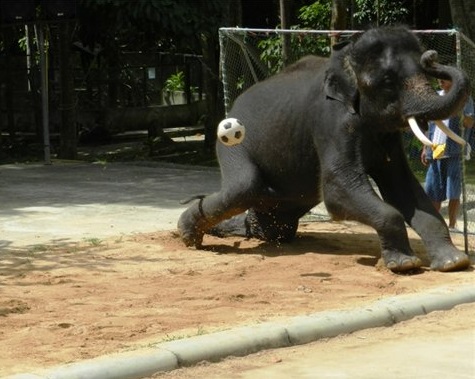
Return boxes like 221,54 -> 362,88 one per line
179,194 -> 206,205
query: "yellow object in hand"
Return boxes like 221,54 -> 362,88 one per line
432,144 -> 446,159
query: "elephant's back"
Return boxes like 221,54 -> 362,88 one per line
218,56 -> 327,197
227,55 -> 328,143
233,55 -> 328,111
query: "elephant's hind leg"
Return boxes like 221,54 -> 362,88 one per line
177,192 -> 248,247
208,213 -> 249,238
245,208 -> 305,243
178,166 -> 269,247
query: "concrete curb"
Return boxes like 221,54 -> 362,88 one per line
4,284 -> 475,379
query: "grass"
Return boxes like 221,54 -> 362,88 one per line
83,237 -> 103,247
160,326 -> 208,343
28,245 -> 49,253
463,161 -> 475,185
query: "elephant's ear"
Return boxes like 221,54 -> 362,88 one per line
324,39 -> 360,114
324,69 -> 359,115
332,39 -> 351,51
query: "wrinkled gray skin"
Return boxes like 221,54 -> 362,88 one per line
178,26 -> 471,273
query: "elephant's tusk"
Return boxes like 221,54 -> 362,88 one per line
433,120 -> 466,146
407,117 -> 433,147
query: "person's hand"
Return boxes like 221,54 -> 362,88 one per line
420,147 -> 429,166
463,115 -> 474,129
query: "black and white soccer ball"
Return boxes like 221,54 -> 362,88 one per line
217,118 -> 246,146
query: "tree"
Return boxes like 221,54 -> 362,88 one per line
258,1 -> 332,75
331,0 -> 348,45
79,0 -> 232,149
353,0 -> 410,27
279,0 -> 292,67
54,22 -> 77,159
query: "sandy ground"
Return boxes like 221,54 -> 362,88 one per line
1,221 -> 473,377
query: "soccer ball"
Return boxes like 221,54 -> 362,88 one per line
217,118 -> 246,146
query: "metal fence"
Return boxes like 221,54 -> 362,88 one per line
219,27 -> 475,254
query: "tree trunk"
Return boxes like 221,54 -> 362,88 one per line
201,0 -> 242,150
26,25 -> 43,142
3,28 -> 16,139
279,0 -> 292,67
58,22 -> 77,160
449,0 -> 475,41
106,45 -> 120,108
201,31 -> 223,151
331,0 -> 348,45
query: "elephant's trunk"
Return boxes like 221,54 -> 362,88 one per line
401,50 -> 470,121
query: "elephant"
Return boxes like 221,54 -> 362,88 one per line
178,26 -> 472,273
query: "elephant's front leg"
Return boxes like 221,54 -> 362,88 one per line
409,204 -> 470,271
322,169 -> 422,272
372,162 -> 470,272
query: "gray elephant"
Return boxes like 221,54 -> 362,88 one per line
178,26 -> 471,273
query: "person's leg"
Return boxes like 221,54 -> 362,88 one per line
448,198 -> 460,228
446,157 -> 462,229
425,160 -> 446,208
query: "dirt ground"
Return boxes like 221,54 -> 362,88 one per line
0,220 -> 473,376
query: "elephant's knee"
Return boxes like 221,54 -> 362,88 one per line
324,197 -> 348,221
377,208 -> 407,232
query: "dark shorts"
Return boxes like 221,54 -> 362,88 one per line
424,157 -> 462,202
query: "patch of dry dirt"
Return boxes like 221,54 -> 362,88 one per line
0,221 -> 473,376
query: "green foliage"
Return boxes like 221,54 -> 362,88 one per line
353,0 -> 409,26
83,237 -> 103,246
258,33 -> 331,74
298,0 -> 332,30
79,0 -> 227,50
164,71 -> 185,92
257,0 -> 412,73
18,35 -> 28,52
258,1 -> 332,74
258,37 -> 284,73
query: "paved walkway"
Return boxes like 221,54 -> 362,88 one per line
209,317 -> 475,379
0,161 -> 220,249
1,160 -> 470,250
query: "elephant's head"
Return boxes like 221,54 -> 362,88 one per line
324,26 -> 470,144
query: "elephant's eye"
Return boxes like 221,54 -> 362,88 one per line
356,40 -> 384,60
382,71 -> 398,85
366,41 -> 384,56
352,39 -> 383,64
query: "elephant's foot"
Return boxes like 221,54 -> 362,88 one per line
177,211 -> 205,248
209,213 -> 249,238
429,248 -> 470,272
382,250 -> 422,272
